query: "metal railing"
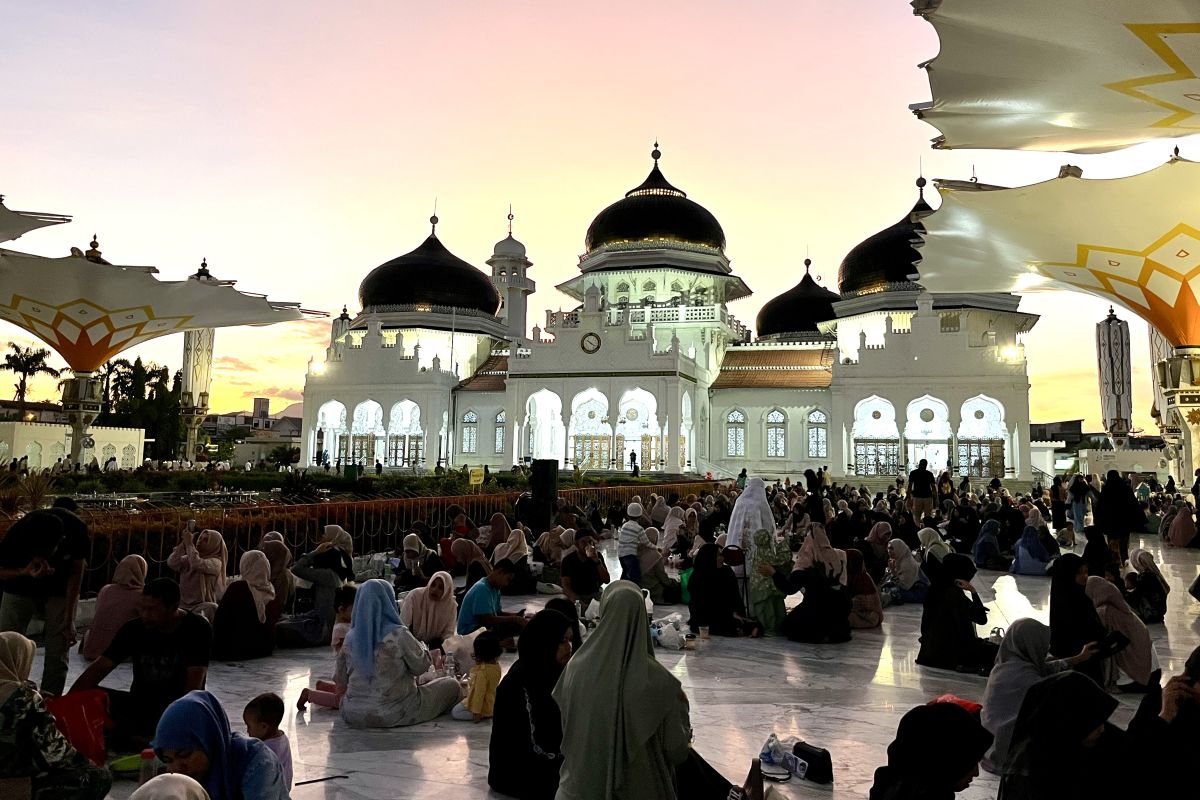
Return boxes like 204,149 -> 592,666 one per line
0,480 -> 718,596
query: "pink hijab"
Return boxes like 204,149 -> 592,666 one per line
866,521 -> 892,558
1167,509 -> 1197,547
400,571 -> 457,643
794,524 -> 847,584
80,554 -> 147,660
1085,575 -> 1153,686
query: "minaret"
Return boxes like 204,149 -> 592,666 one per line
330,305 -> 352,345
1096,306 -> 1132,449
180,259 -> 217,459
487,208 -> 535,344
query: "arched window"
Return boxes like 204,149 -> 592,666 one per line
670,281 -> 683,292
642,280 -> 656,292
807,409 -> 828,458
462,410 -> 478,454
615,282 -> 630,293
726,409 -> 746,457
494,411 -> 506,454
766,409 -> 786,458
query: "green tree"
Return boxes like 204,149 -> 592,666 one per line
0,343 -> 61,418
268,444 -> 300,467
215,425 -> 251,462
108,358 -> 185,460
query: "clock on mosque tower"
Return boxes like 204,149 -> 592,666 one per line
580,332 -> 602,353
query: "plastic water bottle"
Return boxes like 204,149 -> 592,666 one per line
643,588 -> 654,620
444,652 -> 457,679
138,748 -> 162,784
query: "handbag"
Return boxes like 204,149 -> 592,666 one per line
722,545 -> 745,567
791,740 -> 833,784
44,689 -> 110,767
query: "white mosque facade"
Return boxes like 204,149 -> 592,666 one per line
301,151 -> 1036,481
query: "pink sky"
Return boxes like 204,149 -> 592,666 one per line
4,1 -> 1196,429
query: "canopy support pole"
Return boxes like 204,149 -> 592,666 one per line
62,372 -> 101,466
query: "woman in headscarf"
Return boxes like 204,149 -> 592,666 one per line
869,702 -> 993,800
481,512 -> 512,553
1157,500 -> 1180,541
1166,505 -> 1198,547
981,619 -> 1098,773
130,774 -> 211,800
259,533 -> 293,611
917,527 -> 952,583
1081,525 -> 1114,580
212,551 -> 279,661
167,528 -> 228,623
1025,507 -> 1060,558
846,548 -> 884,629
916,553 -> 994,673
686,544 -> 760,637
857,520 -> 893,584
533,526 -> 567,566
555,581 -> 730,800
747,526 -> 792,634
336,579 -> 460,727
1009,523 -> 1051,576
997,672 -> 1125,800
1125,547 -> 1169,624
0,632 -> 112,799
1094,470 -> 1143,564
1085,575 -> 1154,690
639,528 -> 681,605
80,553 -> 146,660
880,539 -> 928,606
400,571 -> 457,649
153,690 -> 287,800
451,538 -> 492,593
488,608 -> 575,800
544,597 -> 584,654
724,477 -> 775,576
972,519 -> 1008,571
394,532 -> 444,591
493,525 -> 536,595
762,523 -> 851,643
291,524 -> 355,642
891,510 -> 920,550
660,506 -> 686,555
1127,644 -> 1200,793
1048,554 -> 1107,686
648,495 -> 670,527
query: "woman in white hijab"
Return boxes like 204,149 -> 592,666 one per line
979,618 -> 1096,773
725,477 -> 775,573
555,582 -> 727,800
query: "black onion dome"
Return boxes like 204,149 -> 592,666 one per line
358,227 -> 501,314
585,149 -> 726,252
756,260 -> 841,337
838,180 -> 933,296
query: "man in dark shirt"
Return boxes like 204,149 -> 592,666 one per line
0,502 -> 90,695
560,533 -> 610,607
907,458 -> 937,523
70,578 -> 211,748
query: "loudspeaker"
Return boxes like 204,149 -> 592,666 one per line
529,459 -> 558,533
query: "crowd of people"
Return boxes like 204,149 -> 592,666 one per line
0,464 -> 1196,798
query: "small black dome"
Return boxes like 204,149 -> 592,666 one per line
838,185 -> 932,296
585,153 -> 725,252
359,232 -> 501,315
756,262 -> 840,338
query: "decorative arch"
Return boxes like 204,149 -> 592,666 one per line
313,399 -> 348,466
957,394 -> 1008,477
725,407 -> 747,457
617,388 -> 660,468
350,400 -> 385,465
904,395 -> 952,439
525,389 -> 565,462
641,280 -> 656,292
957,394 -> 1006,439
461,409 -> 479,454
851,396 -> 899,476
494,410 -> 507,455
568,388 -> 612,468
807,408 -> 828,459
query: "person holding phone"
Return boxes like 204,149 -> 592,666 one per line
560,534 -> 609,608
916,554 -> 996,675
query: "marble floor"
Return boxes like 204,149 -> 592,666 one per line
30,533 -> 1200,799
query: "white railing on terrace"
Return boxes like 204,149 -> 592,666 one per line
543,302 -> 748,340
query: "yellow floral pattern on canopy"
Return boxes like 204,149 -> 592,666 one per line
1106,23 -> 1200,131
1037,223 -> 1200,347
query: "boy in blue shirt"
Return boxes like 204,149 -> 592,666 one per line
456,559 -> 526,638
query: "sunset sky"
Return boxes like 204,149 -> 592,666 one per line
4,1 -> 1196,430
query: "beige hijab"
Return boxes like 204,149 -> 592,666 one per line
494,527 -> 529,563
239,550 -> 276,624
113,554 -> 148,589
0,631 -> 35,706
402,533 -> 431,571
794,523 -> 847,584
195,529 -> 229,599
400,571 -> 458,643
1085,575 -> 1153,686
324,524 -> 354,556
535,526 -> 566,565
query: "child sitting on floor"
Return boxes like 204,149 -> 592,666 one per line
297,584 -> 356,711
244,692 -> 292,791
451,631 -> 503,723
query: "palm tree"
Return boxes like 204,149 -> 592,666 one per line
0,343 -> 61,419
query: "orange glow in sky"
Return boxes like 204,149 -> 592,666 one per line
4,1 -> 1198,429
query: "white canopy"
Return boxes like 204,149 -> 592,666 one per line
912,0 -> 1200,153
0,248 -> 317,372
0,199 -> 70,243
916,157 -> 1200,347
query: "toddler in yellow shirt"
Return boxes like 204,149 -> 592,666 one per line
452,631 -> 503,722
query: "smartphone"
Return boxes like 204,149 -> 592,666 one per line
187,519 -> 196,532
1095,629 -> 1130,658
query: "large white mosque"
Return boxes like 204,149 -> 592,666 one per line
301,148 -> 1036,480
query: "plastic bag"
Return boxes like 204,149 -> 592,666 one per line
44,689 -> 109,767
584,598 -> 601,621
655,624 -> 683,649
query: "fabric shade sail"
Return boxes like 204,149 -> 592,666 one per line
916,157 -> 1200,347
0,198 -> 71,243
0,248 -> 317,372
911,0 -> 1200,153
